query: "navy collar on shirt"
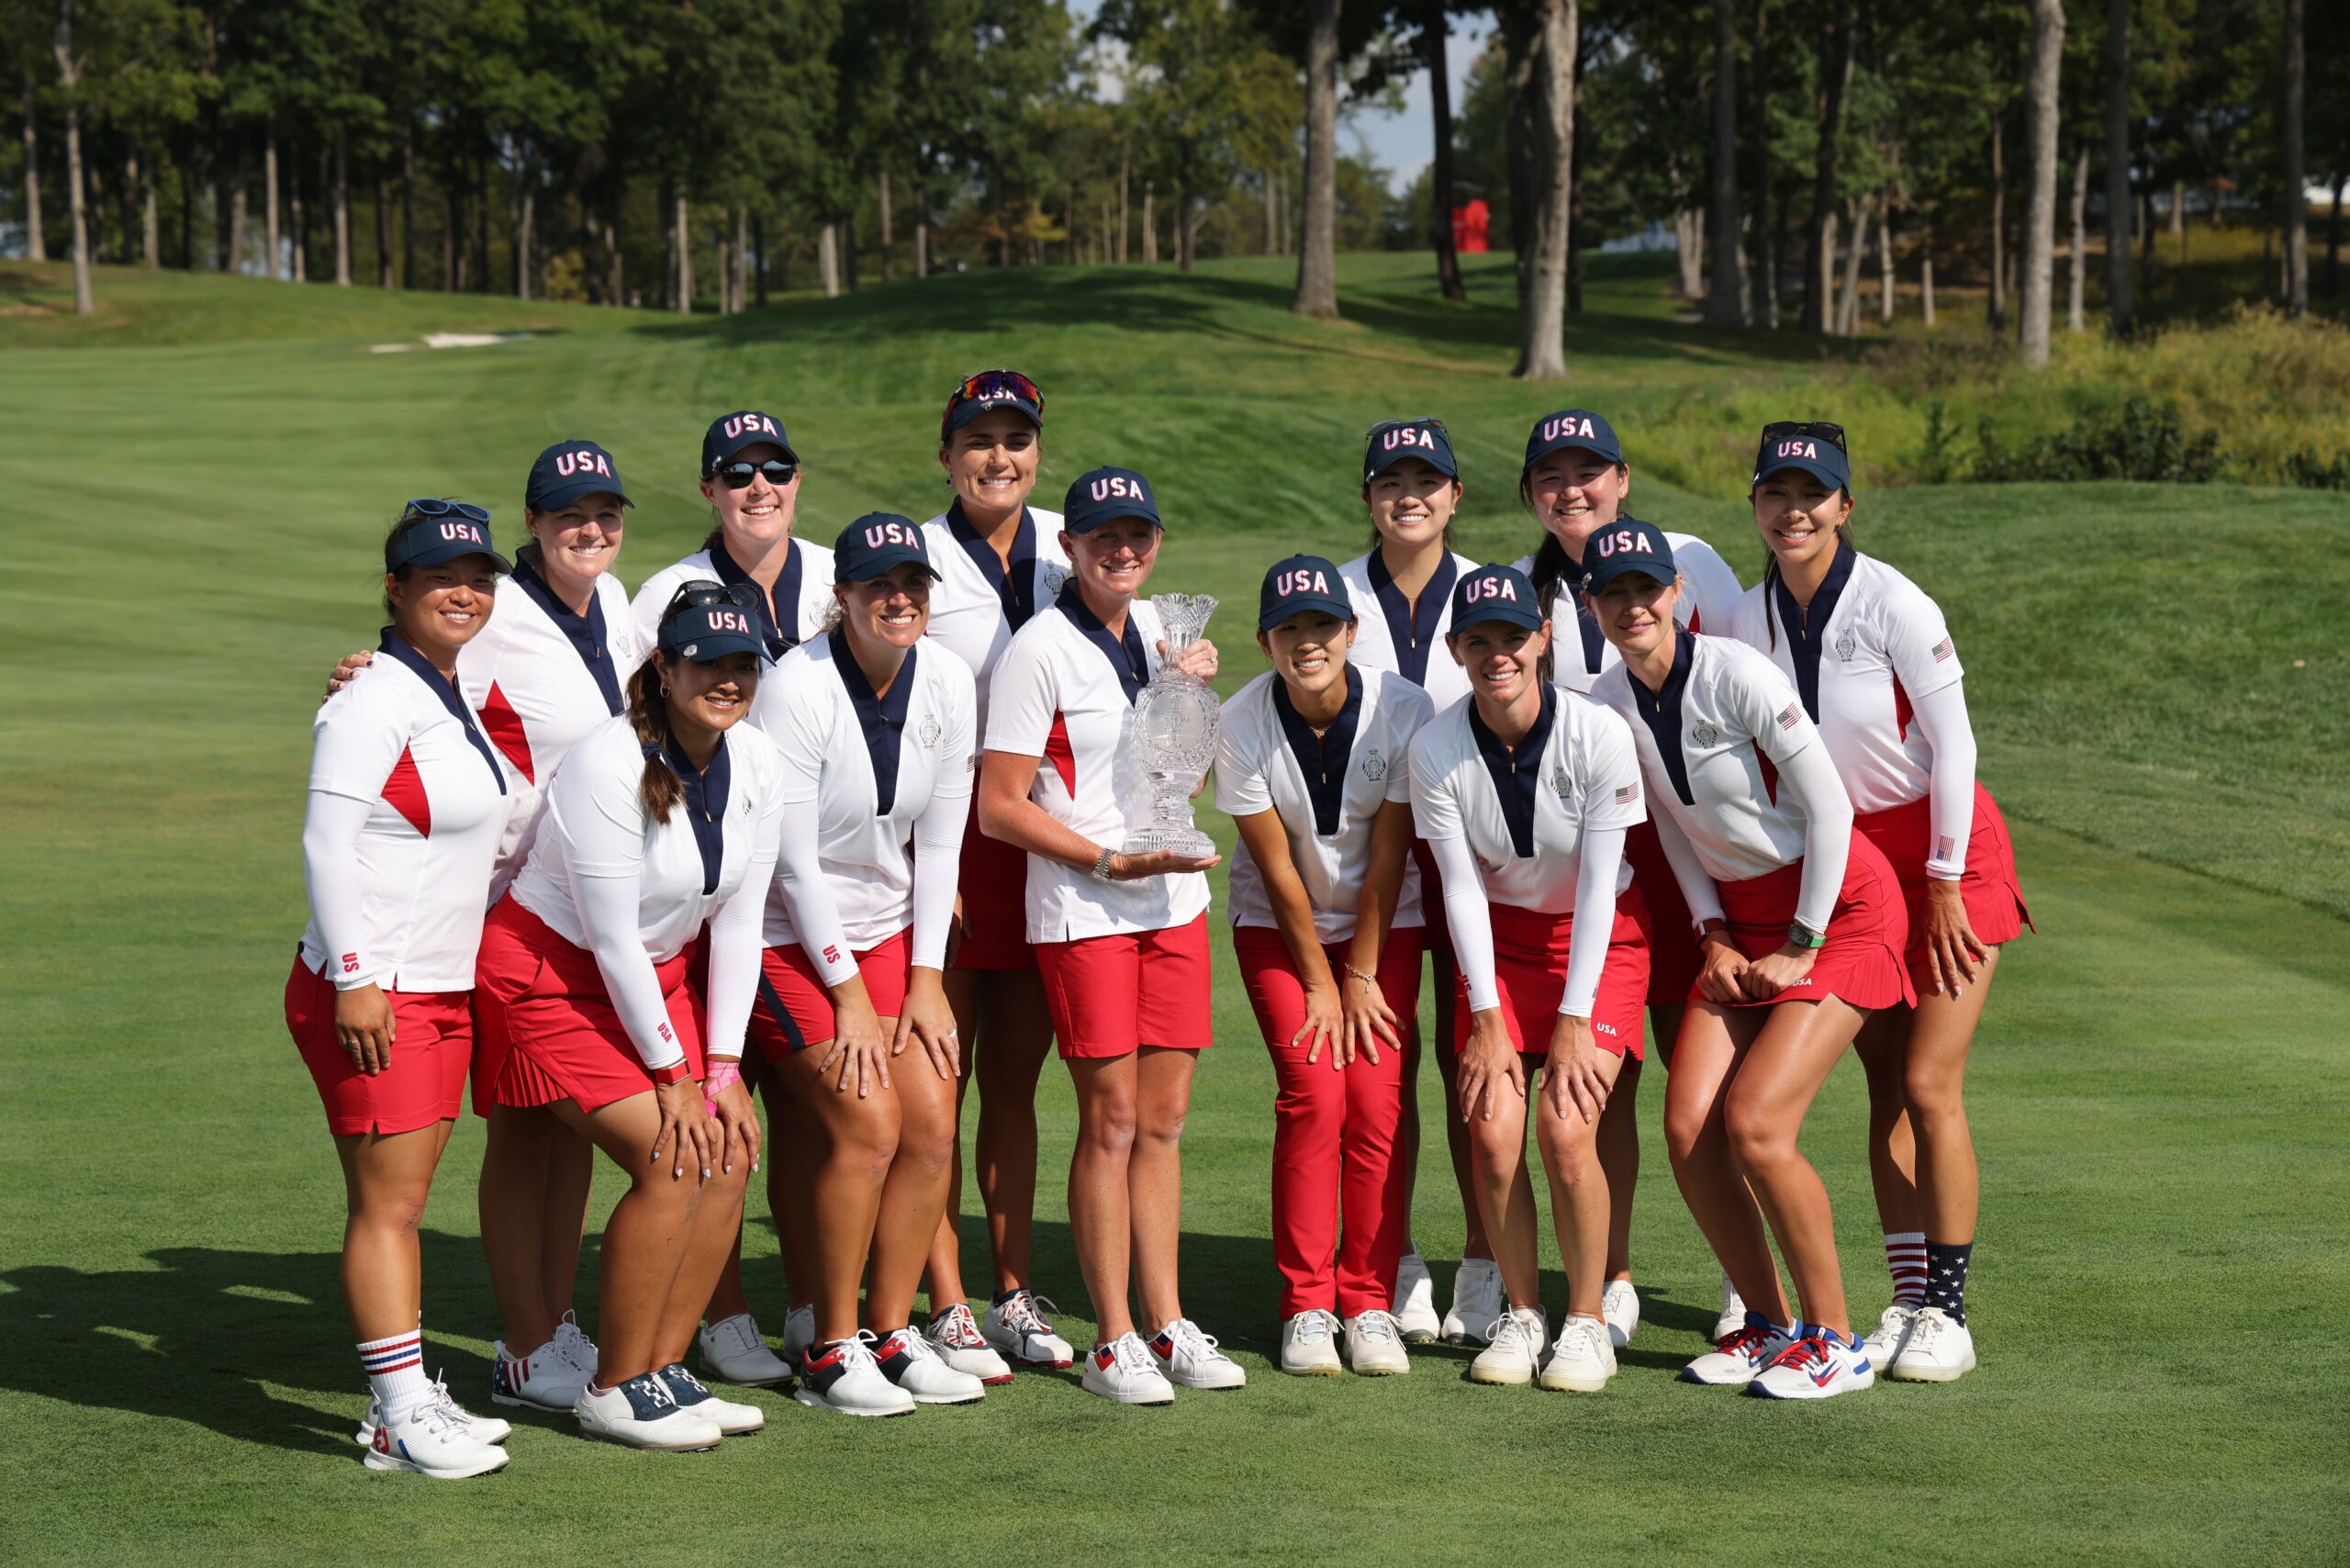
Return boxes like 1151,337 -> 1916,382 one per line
1556,575 -> 1609,678
1057,582 -> 1149,705
710,537 -> 802,661
1272,665 -> 1364,838
1769,537 -> 1856,722
1626,633 -> 1697,806
1467,682 -> 1557,858
827,629 -> 919,815
946,500 -> 1041,632
1366,551 -> 1459,688
375,628 -> 508,796
646,730 -> 732,894
511,553 -> 623,716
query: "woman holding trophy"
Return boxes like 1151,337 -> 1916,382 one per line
978,465 -> 1247,1406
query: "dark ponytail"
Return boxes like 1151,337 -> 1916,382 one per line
631,584 -> 712,823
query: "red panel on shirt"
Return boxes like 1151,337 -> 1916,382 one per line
1891,672 -> 1914,743
1753,744 -> 1779,807
384,745 -> 432,835
1044,711 -> 1077,798
478,681 -> 534,782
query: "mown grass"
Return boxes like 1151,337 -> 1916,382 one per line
1,259 -> 2344,1565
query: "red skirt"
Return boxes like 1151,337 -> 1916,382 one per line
1623,819 -> 1701,1011
474,894 -> 706,1114
950,799 -> 1037,971
1452,890 -> 1652,1060
1709,831 -> 1915,1012
747,926 -> 914,1057
1853,782 -> 2031,980
285,958 -> 471,1136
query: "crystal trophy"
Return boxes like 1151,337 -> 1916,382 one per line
1120,593 -> 1221,859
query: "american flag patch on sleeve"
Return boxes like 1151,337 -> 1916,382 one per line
1615,781 -> 1639,804
1930,638 -> 1953,662
1776,704 -> 1801,731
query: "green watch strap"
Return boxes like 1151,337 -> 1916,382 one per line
1785,921 -> 1828,950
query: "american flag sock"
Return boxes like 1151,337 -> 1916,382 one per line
1885,1231 -> 1928,1308
357,1330 -> 431,1426
1922,1239 -> 1974,1325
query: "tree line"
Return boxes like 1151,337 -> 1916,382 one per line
6,0 -> 2343,378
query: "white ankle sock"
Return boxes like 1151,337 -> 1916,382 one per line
358,1331 -> 431,1425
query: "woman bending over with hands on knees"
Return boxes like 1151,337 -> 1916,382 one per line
1335,418 -> 1483,1345
739,517 -> 985,1417
292,506 -> 514,1477
473,585 -> 782,1450
1585,525 -> 1911,1401
1727,424 -> 2027,1384
979,466 -> 1244,1406
1217,556 -> 1432,1379
1407,565 -> 1652,1395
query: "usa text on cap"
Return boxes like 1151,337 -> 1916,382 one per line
1363,418 -> 1459,484
388,506 -> 513,575
1751,426 -> 1852,492
1522,409 -> 1624,470
944,369 -> 1045,437
1063,466 -> 1160,533
701,409 -> 797,475
527,439 -> 632,512
1578,521 -> 1678,595
1449,563 -> 1544,633
834,513 -> 936,581
1259,554 -> 1354,630
658,585 -> 767,662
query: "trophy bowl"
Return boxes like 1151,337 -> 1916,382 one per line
1119,593 -> 1221,860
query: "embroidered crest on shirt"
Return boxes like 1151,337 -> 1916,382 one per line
1550,766 -> 1572,801
1043,563 -> 1071,595
1360,747 -> 1387,781
919,716 -> 943,748
1692,721 -> 1719,747
1834,629 -> 1857,660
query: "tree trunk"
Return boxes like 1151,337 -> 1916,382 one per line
819,221 -> 840,297
400,128 -> 415,289
1676,207 -> 1705,298
673,193 -> 692,313
516,176 -> 534,299
2167,177 -> 2183,237
84,145 -> 106,263
1140,181 -> 1157,263
2102,0 -> 2132,333
1836,194 -> 1866,333
916,181 -> 931,277
376,174 -> 394,288
2067,142 -> 2087,331
20,73 -> 44,263
754,212 -> 769,306
1749,0 -> 1776,325
443,184 -> 458,292
2326,173 -> 2344,298
55,6 -> 94,315
263,111 -> 281,279
844,208 -> 858,288
1179,162 -> 1199,273
1292,0 -> 1341,317
227,153 -> 248,276
1704,0 -> 1746,325
1921,224 -> 1936,325
1117,152 -> 1130,263
2282,0 -> 2306,316
178,156 -> 192,269
2019,0 -> 2064,364
289,152 -> 306,282
1877,200 -> 1894,324
140,149 -> 160,266
1801,0 -> 1852,332
735,206 -> 750,309
1510,0 -> 1575,380
1426,0 -> 1464,299
332,134 -> 351,284
878,171 -> 894,283
1987,113 -> 2006,332
607,190 -> 624,305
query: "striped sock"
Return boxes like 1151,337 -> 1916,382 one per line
1885,1231 -> 1928,1308
1923,1239 -> 1974,1326
357,1330 -> 431,1426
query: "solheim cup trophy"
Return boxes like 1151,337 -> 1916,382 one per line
1120,593 -> 1221,859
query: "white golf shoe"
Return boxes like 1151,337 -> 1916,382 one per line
1601,1279 -> 1640,1349
698,1312 -> 793,1388
1467,1305 -> 1549,1385
1680,1314 -> 1795,1387
1539,1315 -> 1617,1392
982,1289 -> 1075,1370
362,1396 -> 511,1477
873,1327 -> 987,1405
551,1309 -> 599,1380
926,1302 -> 1015,1385
793,1334 -> 915,1417
655,1362 -> 766,1434
574,1372 -> 724,1450
1747,1327 -> 1876,1401
1344,1309 -> 1411,1376
1393,1249 -> 1442,1344
1713,1273 -> 1749,1343
490,1337 -> 588,1413
1081,1332 -> 1175,1406
1887,1307 -> 1976,1383
781,1303 -> 815,1370
1442,1258 -> 1505,1346
1149,1317 -> 1246,1389
1860,1303 -> 1919,1370
1280,1310 -> 1344,1376
357,1373 -> 509,1449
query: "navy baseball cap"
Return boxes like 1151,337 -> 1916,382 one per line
1751,423 -> 1852,491
834,513 -> 937,581
1578,521 -> 1679,595
1363,418 -> 1459,484
1259,554 -> 1354,631
1449,564 -> 1545,633
700,409 -> 797,476
1522,409 -> 1625,470
525,439 -> 632,512
1063,466 -> 1161,533
387,503 -> 511,574
656,581 -> 767,662
943,369 -> 1045,438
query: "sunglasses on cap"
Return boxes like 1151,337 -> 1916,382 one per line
406,498 -> 491,523
948,369 -> 1046,417
675,578 -> 765,614
711,458 -> 800,490
1759,420 -> 1848,454
1365,415 -> 1448,440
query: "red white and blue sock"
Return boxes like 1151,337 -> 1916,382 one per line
1884,1231 -> 1928,1308
358,1330 -> 431,1425
1923,1239 -> 1974,1325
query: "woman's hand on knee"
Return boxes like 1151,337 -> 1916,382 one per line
704,1070 -> 762,1176
1457,1011 -> 1525,1124
1540,1014 -> 1609,1126
652,1080 -> 721,1182
894,968 -> 960,1081
817,995 -> 892,1098
1920,880 -> 1986,999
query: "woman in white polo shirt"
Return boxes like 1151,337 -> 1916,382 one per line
1727,423 -> 2027,1384
743,516 -> 986,1417
476,586 -> 782,1450
1586,526 -> 1910,1402
915,370 -> 1072,1380
1512,408 -> 1748,1351
979,465 -> 1245,1406
1408,564 -> 1651,1395
291,505 -> 512,1477
1217,555 -> 1432,1379
1335,418 -> 1482,1345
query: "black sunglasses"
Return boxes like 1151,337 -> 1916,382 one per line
1759,420 -> 1848,454
405,498 -> 491,522
675,579 -> 765,614
710,458 -> 800,490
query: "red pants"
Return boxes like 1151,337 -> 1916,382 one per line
1236,924 -> 1425,1318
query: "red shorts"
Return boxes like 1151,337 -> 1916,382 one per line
474,894 -> 706,1114
747,926 -> 913,1056
285,957 -> 471,1136
1234,924 -> 1425,1047
1853,783 -> 2032,980
951,801 -> 1037,971
1035,913 -> 1214,1058
1709,831 -> 1916,1012
1624,819 -> 1701,1012
1452,891 -> 1652,1061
